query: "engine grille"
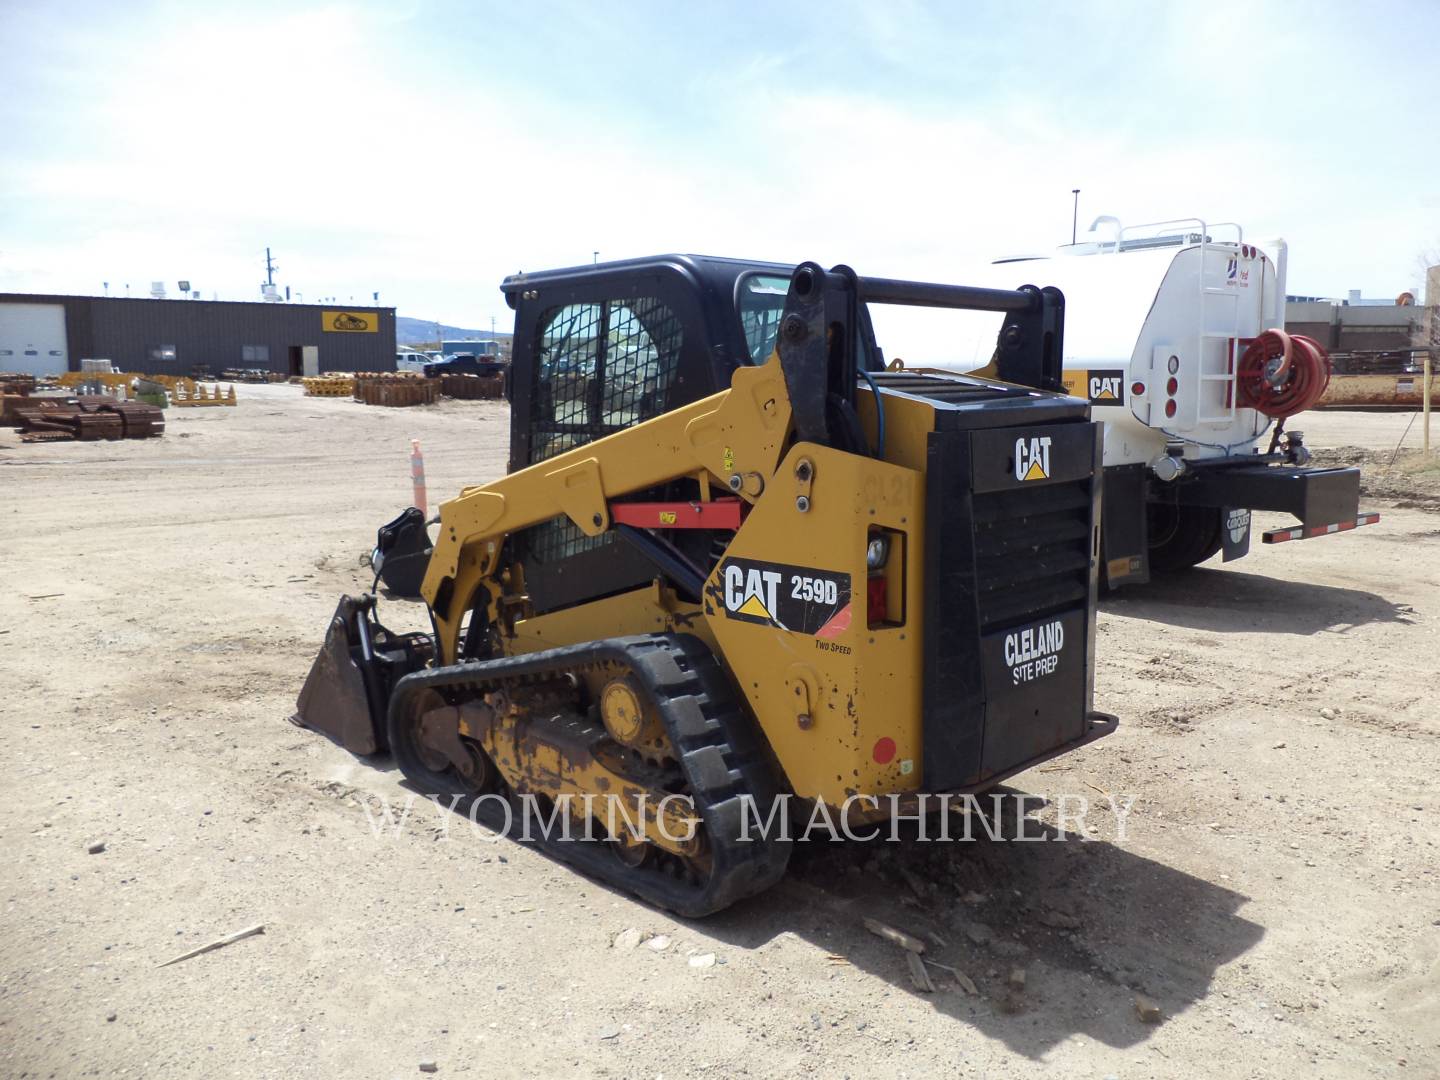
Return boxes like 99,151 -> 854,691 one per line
972,478 -> 1093,633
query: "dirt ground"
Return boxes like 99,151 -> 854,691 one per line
2,387 -> 1437,1079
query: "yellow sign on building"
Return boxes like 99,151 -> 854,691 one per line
323,310 -> 378,333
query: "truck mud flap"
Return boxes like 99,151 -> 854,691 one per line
1101,464 -> 1150,586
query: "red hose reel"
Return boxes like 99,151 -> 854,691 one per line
1235,329 -> 1331,418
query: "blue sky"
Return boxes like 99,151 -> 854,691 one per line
1,0 -> 1436,326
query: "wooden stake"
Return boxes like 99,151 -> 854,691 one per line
924,958 -> 979,995
862,917 -> 926,954
905,950 -> 936,992
158,923 -> 265,967
1424,349 -> 1432,456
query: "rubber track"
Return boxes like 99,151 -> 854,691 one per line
388,633 -> 792,917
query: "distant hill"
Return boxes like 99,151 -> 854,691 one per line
396,316 -> 513,347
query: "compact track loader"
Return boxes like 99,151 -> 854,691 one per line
296,256 -> 1116,916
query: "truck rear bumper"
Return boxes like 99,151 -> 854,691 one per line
1262,512 -> 1381,544
1176,463 -> 1361,529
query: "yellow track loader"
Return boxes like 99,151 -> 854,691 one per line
296,256 -> 1115,915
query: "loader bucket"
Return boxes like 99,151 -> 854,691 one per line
294,594 -> 432,756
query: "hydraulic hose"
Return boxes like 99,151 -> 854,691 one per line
858,368 -> 886,460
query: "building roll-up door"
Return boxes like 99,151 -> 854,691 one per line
0,302 -> 68,375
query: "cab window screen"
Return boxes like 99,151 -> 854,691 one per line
601,299 -> 683,429
532,302 -> 602,463
526,296 -> 683,563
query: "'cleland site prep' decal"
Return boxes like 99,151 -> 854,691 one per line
718,557 -> 852,638
1003,617 -> 1065,685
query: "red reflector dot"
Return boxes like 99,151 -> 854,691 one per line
1131,381 -> 1145,396
873,737 -> 897,765
1164,399 -> 1177,418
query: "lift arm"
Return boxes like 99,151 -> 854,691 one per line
421,358 -> 794,662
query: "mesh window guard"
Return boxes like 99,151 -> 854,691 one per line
532,302 -> 603,464
526,296 -> 686,564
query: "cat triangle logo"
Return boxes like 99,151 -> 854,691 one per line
737,594 -> 773,620
1086,372 -> 1125,403
1014,435 -> 1053,482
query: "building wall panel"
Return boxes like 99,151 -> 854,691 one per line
0,294 -> 396,375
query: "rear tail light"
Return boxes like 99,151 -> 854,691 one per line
866,575 -> 888,627
866,527 -> 905,629
1166,376 -> 1179,396
1164,399 -> 1177,418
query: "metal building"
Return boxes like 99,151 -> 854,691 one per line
1285,296 -> 1428,373
0,293 -> 396,377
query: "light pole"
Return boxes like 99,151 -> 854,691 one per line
1071,189 -> 1081,245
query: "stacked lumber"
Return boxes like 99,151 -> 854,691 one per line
171,380 -> 236,407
